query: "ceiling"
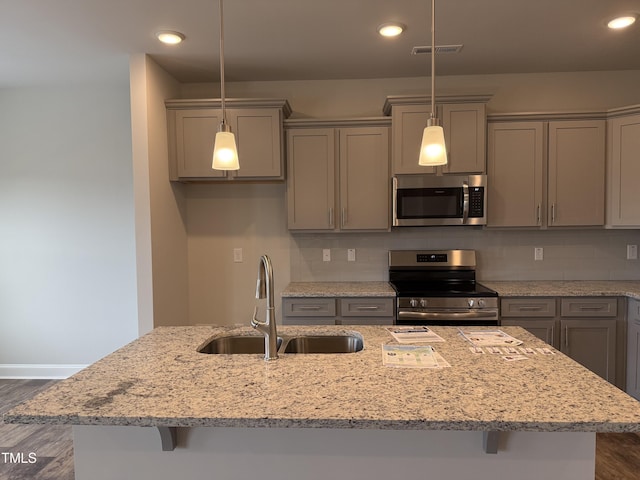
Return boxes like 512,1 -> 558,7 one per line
2,0 -> 640,87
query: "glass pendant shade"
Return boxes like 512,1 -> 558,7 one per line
418,124 -> 447,166
212,130 -> 239,170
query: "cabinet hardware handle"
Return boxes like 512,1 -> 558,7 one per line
341,208 -> 347,228
518,306 -> 543,311
536,205 -> 541,225
299,306 -> 322,311
355,306 -> 379,311
328,208 -> 334,227
551,204 -> 556,224
578,306 -> 604,311
565,326 -> 569,348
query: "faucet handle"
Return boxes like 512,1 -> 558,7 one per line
251,306 -> 262,328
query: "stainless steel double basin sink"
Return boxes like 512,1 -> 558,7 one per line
198,333 -> 364,355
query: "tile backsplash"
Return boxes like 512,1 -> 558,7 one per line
289,228 -> 640,282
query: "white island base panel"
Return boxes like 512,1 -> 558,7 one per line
74,426 -> 595,480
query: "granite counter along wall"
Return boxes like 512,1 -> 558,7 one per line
289,228 -> 640,282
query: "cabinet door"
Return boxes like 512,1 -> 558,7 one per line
548,120 -> 605,226
391,104 -> 434,174
560,318 -> 616,384
286,129 -> 336,230
607,114 -> 640,227
501,319 -> 558,348
627,299 -> 640,400
339,127 -> 390,230
174,109 -> 226,178
442,103 -> 486,174
229,108 -> 283,179
487,122 -> 544,227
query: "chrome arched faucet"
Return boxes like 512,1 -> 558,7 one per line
251,255 -> 278,360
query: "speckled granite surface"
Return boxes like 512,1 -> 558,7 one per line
282,282 -> 396,297
482,280 -> 640,300
4,325 -> 640,432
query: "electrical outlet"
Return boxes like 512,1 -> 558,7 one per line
322,249 -> 331,262
233,248 -> 243,263
534,247 -> 544,261
627,244 -> 638,260
347,249 -> 356,262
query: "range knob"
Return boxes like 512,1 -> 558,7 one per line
467,299 -> 475,308
419,299 -> 428,308
477,298 -> 486,308
409,298 -> 419,308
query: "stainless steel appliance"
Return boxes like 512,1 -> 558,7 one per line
389,249 -> 498,326
392,174 -> 487,227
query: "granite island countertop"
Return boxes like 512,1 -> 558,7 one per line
5,325 -> 640,433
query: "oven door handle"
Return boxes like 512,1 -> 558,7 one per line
397,310 -> 497,320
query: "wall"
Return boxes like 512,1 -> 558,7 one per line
0,84 -> 138,378
129,55 -> 189,330
178,70 -> 640,325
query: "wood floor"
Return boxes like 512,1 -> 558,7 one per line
1,379 -> 639,479
0,380 -> 73,480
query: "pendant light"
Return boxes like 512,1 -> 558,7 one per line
212,0 -> 239,171
418,0 -> 447,167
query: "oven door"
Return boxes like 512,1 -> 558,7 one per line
396,309 -> 499,326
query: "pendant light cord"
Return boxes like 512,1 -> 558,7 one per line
430,0 -> 436,120
219,0 -> 227,123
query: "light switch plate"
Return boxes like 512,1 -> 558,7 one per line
534,247 -> 544,261
347,249 -> 356,262
233,248 -> 243,263
627,244 -> 638,260
323,249 -> 331,262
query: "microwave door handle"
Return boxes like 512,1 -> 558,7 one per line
462,181 -> 469,224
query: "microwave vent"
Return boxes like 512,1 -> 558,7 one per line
411,44 -> 464,55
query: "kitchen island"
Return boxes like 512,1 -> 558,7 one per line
5,325 -> 640,479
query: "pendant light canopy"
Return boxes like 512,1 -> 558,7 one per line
212,0 -> 239,171
418,0 -> 447,167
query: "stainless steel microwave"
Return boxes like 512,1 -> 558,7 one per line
392,174 -> 487,226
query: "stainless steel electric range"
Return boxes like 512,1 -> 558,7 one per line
388,249 -> 499,326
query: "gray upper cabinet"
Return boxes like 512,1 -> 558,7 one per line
286,120 -> 390,231
606,109 -> 640,227
487,117 -> 606,228
383,95 -> 489,175
547,120 -> 605,227
165,99 -> 291,182
487,122 -> 545,227
286,128 -> 336,230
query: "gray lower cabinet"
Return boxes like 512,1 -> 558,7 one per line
627,298 -> 640,400
282,297 -> 395,325
501,297 -> 623,388
501,298 -> 559,346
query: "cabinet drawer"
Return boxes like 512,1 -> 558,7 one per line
282,298 -> 336,317
500,298 -> 556,317
560,298 -> 617,317
339,298 -> 395,317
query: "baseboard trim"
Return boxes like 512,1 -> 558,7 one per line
0,364 -> 88,379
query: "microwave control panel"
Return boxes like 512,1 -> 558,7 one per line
469,187 -> 485,218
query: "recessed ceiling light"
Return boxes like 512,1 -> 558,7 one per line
156,31 -> 186,45
607,15 -> 637,30
378,23 -> 405,37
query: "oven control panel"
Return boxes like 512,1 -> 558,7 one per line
399,297 -> 498,310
